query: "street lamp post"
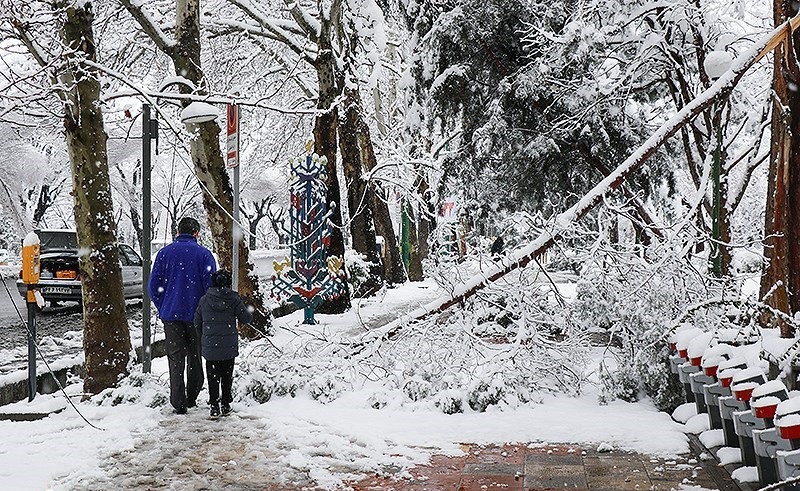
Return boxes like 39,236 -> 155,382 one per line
141,103 -> 158,373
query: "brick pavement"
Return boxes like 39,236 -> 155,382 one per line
350,442 -> 743,491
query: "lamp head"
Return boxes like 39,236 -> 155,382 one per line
180,101 -> 219,124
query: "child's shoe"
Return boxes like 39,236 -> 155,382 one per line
221,404 -> 232,416
210,404 -> 221,419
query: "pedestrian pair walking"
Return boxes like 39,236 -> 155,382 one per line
148,217 -> 251,418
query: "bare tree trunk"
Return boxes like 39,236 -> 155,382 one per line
760,1 -> 797,337
406,198 -> 423,281
57,2 -> 131,394
313,27 -> 351,313
345,89 -> 406,285
407,158 -> 434,281
339,88 -> 383,296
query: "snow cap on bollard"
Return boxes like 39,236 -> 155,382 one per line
700,344 -> 734,376
753,396 -> 781,419
775,398 -> 800,440
716,358 -> 748,388
717,368 -> 740,388
675,327 -> 704,359
670,323 -> 695,352
730,366 -> 767,399
751,380 -> 789,401
731,381 -> 759,402
687,332 -> 714,366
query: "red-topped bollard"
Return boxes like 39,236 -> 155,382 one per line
694,344 -> 734,418
686,333 -> 714,412
670,327 -> 704,380
752,380 -> 789,429
676,329 -> 710,404
732,374 -> 774,467
704,357 -> 746,431
776,398 -> 800,450
751,380 -> 790,487
720,367 -> 766,448
773,397 -> 800,491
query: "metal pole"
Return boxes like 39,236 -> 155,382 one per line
233,164 -> 240,291
232,105 -> 240,292
142,104 -> 152,373
27,288 -> 36,402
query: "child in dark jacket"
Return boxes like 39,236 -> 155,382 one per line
193,269 -> 253,418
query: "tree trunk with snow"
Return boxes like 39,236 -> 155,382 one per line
346,89 -> 406,285
58,2 -> 131,394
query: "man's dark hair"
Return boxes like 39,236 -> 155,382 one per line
177,217 -> 201,235
212,269 -> 232,288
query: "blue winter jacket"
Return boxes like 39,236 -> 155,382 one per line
148,234 -> 217,322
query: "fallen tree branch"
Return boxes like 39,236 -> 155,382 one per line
346,15 -> 800,357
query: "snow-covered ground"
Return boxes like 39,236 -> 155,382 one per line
0,277 -> 694,490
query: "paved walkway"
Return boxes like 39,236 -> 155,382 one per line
349,442 -> 743,491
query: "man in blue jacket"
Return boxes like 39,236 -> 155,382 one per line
149,217 -> 217,414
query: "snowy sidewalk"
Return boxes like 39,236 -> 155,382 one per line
2,279 -> 737,490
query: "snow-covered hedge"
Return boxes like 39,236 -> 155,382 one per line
238,266 -> 590,413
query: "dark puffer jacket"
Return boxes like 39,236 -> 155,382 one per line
193,287 -> 253,361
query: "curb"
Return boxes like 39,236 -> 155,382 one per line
0,338 -> 167,407
687,432 -> 758,491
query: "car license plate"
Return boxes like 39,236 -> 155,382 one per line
43,287 -> 72,295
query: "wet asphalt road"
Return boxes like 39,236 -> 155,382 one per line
0,278 -> 142,352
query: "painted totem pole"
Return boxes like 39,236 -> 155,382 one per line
270,151 -> 346,324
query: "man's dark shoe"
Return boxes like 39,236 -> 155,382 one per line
174,406 -> 187,415
187,400 -> 197,408
221,404 -> 232,416
210,404 -> 221,419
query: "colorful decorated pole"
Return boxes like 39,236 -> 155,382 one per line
270,148 -> 346,324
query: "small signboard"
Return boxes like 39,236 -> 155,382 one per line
226,104 -> 239,168
440,196 -> 458,223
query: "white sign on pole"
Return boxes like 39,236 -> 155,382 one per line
440,196 -> 458,223
226,104 -> 239,168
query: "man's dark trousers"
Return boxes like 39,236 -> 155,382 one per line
164,321 -> 204,411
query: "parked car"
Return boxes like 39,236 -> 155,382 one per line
16,229 -> 143,304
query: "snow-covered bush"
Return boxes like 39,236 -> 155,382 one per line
402,375 -> 433,402
434,389 -> 464,414
240,260 -> 589,413
570,232 -> 762,412
240,369 -> 275,404
467,376 -> 505,412
345,250 -> 378,297
308,371 -> 349,404
94,369 -> 168,408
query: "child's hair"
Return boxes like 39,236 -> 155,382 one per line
212,269 -> 232,288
